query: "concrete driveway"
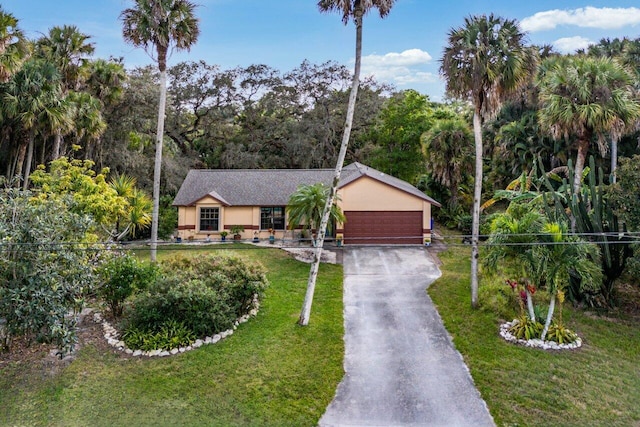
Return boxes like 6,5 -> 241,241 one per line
319,247 -> 494,427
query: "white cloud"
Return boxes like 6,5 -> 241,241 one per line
359,49 -> 435,87
362,48 -> 432,67
521,7 -> 640,32
553,36 -> 593,53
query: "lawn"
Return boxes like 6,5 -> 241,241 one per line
0,245 -> 344,426
429,242 -> 640,426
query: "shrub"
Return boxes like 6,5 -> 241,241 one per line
508,314 -> 544,341
126,279 -> 236,337
123,254 -> 268,348
122,319 -> 195,351
545,322 -> 578,344
0,188 -> 96,355
160,254 -> 268,317
97,252 -> 157,317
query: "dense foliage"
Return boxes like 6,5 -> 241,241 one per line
0,188 -> 96,354
122,254 -> 268,350
96,252 -> 157,317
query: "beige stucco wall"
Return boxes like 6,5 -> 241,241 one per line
338,177 -> 424,211
176,197 -> 289,240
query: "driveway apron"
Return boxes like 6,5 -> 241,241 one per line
319,247 -> 494,427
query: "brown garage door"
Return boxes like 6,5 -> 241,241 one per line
344,211 -> 423,245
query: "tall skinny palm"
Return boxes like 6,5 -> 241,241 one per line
299,0 -> 396,326
537,56 -> 640,191
121,0 -> 200,262
440,14 -> 530,308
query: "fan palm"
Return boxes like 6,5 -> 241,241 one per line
67,91 -> 107,159
299,0 -> 396,325
0,8 -> 30,82
85,58 -> 127,107
36,25 -> 94,91
537,56 -> 640,190
422,116 -> 474,208
121,0 -> 200,261
440,14 -> 531,307
2,59 -> 64,188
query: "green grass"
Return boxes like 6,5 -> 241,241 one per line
0,245 -> 344,426
429,243 -> 640,427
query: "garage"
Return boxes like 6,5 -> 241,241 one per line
343,211 -> 423,245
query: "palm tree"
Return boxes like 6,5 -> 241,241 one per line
537,56 -> 640,190
2,59 -> 63,187
483,202 -> 546,321
299,0 -> 396,326
85,58 -> 127,107
67,91 -> 106,159
532,222 -> 601,340
121,0 -> 200,262
287,183 -> 346,244
36,25 -> 94,92
440,14 -> 531,308
422,116 -> 474,208
0,8 -> 30,82
109,174 -> 152,240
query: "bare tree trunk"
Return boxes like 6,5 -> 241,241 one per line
150,69 -> 167,262
470,110 -> 483,309
299,9 -> 363,326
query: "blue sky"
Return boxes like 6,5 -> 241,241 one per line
4,0 -> 640,101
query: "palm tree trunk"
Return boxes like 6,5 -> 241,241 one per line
22,129 -> 35,190
14,139 -> 27,185
526,289 -> 536,321
299,7 -> 364,326
610,139 -> 617,184
150,68 -> 167,262
573,138 -> 589,194
541,293 -> 556,341
52,131 -> 62,160
470,110 -> 483,309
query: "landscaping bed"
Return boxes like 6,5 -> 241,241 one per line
429,242 -> 640,426
0,246 -> 344,426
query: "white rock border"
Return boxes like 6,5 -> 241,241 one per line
93,297 -> 260,358
499,319 -> 582,350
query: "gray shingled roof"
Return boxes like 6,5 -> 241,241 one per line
172,162 -> 441,207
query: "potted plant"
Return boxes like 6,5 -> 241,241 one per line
230,225 -> 244,241
253,230 -> 259,243
268,228 -> 275,244
220,231 -> 228,241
